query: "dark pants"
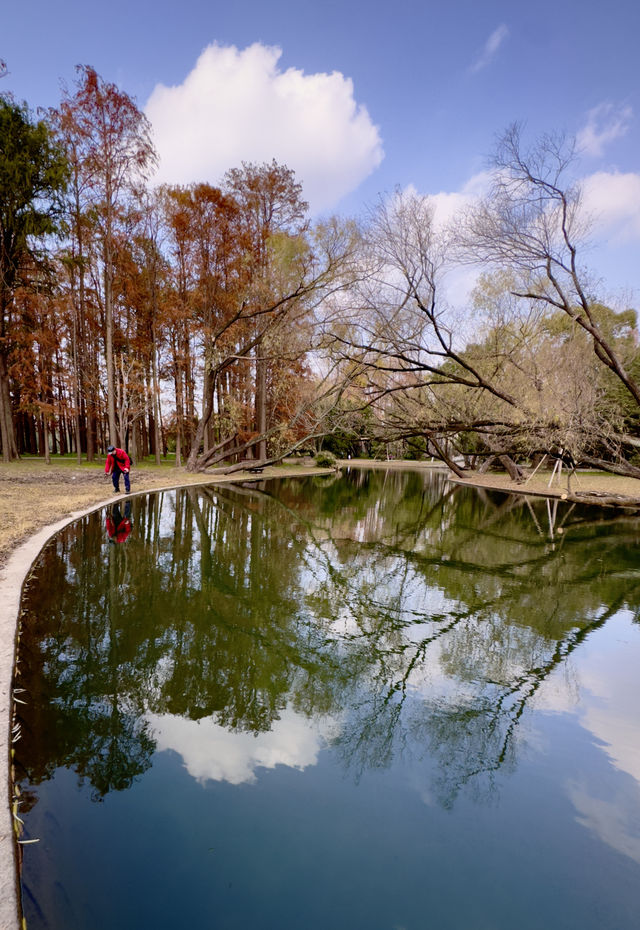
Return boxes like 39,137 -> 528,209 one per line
111,465 -> 130,493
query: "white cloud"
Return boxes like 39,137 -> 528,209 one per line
470,24 -> 509,73
576,102 -> 633,158
429,170 -> 492,229
147,707 -> 339,785
145,43 -> 384,213
581,170 -> 640,242
397,173 -> 492,309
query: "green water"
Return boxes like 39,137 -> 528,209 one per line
14,468 -> 640,929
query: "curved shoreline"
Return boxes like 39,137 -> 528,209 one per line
3,460 -> 640,928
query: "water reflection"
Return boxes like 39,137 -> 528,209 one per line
105,500 -> 132,545
147,707 -> 338,786
16,470 -> 640,808
14,468 -> 640,928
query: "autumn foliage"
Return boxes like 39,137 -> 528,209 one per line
0,68 -> 354,468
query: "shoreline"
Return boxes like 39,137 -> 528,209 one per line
447,469 -> 640,511
2,458 -> 640,928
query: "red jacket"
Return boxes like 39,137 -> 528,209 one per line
105,448 -> 131,473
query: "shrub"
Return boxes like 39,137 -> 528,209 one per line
315,451 -> 337,468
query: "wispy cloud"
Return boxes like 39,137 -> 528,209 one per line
576,102 -> 633,157
470,24 -> 509,74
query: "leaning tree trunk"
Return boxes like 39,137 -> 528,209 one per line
580,454 -> 640,479
430,436 -> 465,478
498,454 -> 525,482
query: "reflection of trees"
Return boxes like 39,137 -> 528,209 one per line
14,469 -> 640,810
257,471 -> 640,803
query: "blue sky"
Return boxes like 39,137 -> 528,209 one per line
3,0 -> 640,299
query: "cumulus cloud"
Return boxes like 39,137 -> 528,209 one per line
581,170 -> 640,242
428,171 -> 492,228
576,102 -> 633,158
145,43 -> 384,213
470,24 -> 509,73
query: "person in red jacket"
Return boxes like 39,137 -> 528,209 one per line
105,445 -> 131,494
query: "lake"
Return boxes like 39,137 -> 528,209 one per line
14,468 -> 640,929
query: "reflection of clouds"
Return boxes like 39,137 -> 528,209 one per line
147,708 -> 340,786
531,613 -> 640,863
532,612 -> 640,783
582,701 -> 640,784
578,619 -> 640,785
568,778 -> 640,865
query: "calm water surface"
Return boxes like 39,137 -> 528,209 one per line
14,469 -> 640,929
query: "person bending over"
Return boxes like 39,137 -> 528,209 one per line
105,445 -> 131,494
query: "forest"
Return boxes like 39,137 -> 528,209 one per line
2,63 -> 639,476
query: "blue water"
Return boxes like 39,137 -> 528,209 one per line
14,470 -> 640,929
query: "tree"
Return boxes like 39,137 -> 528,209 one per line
0,96 -> 67,460
222,161 -> 309,461
325,190 -> 526,475
55,66 -> 157,447
171,166 -> 361,472
457,123 -> 640,411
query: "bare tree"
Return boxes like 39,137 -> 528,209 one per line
323,190 -> 530,474
456,123 -> 640,409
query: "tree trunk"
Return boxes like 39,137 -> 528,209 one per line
498,454 -> 525,482
0,351 -> 18,461
580,454 -> 640,479
429,436 -> 466,478
255,353 -> 267,461
104,204 -> 118,446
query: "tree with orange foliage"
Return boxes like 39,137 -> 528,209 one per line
54,66 -> 156,448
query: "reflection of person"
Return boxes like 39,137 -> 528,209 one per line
106,500 -> 132,544
105,445 -> 131,494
